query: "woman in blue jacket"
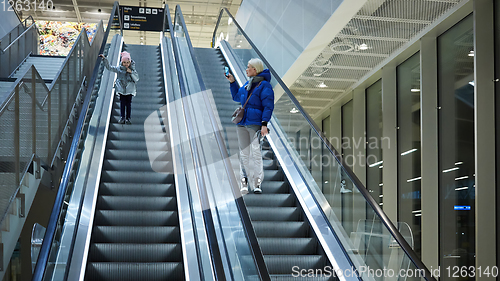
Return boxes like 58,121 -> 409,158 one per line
226,58 -> 274,194
99,51 -> 139,124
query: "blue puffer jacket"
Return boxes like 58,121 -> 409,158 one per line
103,57 -> 139,96
230,69 -> 274,126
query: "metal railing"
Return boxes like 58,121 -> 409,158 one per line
0,15 -> 39,78
213,7 -> 436,281
0,11 -> 105,238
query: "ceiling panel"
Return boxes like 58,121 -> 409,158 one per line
289,0 -> 464,117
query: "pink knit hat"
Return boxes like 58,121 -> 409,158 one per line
121,51 -> 131,62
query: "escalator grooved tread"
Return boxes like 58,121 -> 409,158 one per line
87,262 -> 184,281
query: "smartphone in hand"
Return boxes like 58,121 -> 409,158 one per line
224,66 -> 230,77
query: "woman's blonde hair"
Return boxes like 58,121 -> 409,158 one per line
248,58 -> 264,74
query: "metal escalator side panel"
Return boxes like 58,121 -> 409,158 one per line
66,34 -> 124,281
161,32 -> 213,281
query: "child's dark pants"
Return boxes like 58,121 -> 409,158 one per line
119,94 -> 132,119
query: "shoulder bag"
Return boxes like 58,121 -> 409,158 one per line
231,82 -> 261,124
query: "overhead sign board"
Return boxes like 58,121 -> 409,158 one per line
112,6 -> 164,32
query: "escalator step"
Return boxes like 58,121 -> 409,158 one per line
90,243 -> 182,262
244,194 -> 295,207
258,238 -> 317,255
102,159 -> 171,172
104,149 -> 171,161
106,140 -> 168,151
247,207 -> 300,221
96,196 -> 176,211
99,183 -> 175,197
95,210 -> 178,226
100,171 -> 173,184
252,221 -> 308,237
86,262 -> 183,281
92,226 -> 180,243
107,131 -> 166,142
111,109 -> 159,119
262,170 -> 284,181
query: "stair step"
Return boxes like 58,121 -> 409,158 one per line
96,196 -> 176,211
92,226 -> 180,243
99,183 -> 175,197
86,262 -> 184,281
94,210 -> 179,226
90,243 -> 182,262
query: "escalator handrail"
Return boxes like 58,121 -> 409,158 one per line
170,5 -> 227,280
173,5 -> 271,281
31,3 -> 122,281
213,8 -> 436,281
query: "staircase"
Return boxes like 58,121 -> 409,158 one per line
11,56 -> 66,80
84,45 -> 184,281
194,47 -> 334,280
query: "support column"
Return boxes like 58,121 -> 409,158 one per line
474,0 -> 496,278
382,65 -> 398,222
353,88 -> 366,186
352,88 -> 367,230
329,104 -> 342,150
420,36 -> 439,270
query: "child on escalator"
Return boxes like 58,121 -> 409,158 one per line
99,51 -> 139,124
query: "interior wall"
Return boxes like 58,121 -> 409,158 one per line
0,9 -> 21,40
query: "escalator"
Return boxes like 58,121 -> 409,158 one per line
32,5 -> 218,280
84,44 -> 184,280
195,48 -> 333,280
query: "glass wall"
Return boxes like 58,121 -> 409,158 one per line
366,80 -> 383,208
437,14 -> 475,278
397,52 -> 421,257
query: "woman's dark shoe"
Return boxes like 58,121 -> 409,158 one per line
118,118 -> 125,124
